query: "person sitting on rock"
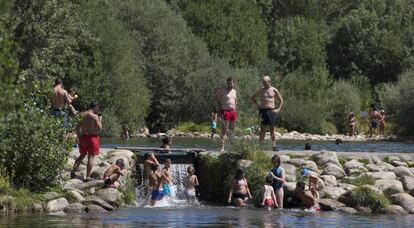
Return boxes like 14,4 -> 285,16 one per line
159,137 -> 172,153
149,163 -> 164,206
294,181 -> 320,211
228,169 -> 252,207
103,159 -> 126,188
301,168 -> 321,199
261,176 -> 278,210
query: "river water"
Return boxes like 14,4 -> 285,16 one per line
102,137 -> 414,153
2,206 -> 414,227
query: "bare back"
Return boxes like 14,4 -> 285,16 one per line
78,111 -> 101,135
51,85 -> 70,109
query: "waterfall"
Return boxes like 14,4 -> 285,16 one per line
135,163 -> 195,207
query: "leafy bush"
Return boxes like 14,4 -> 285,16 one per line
379,69 -> 414,135
100,109 -> 122,137
348,186 -> 389,211
0,106 -> 72,191
321,122 -> 338,135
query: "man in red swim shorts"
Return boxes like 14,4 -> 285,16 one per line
213,77 -> 237,152
71,101 -> 103,182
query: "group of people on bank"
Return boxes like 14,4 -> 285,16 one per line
347,107 -> 386,137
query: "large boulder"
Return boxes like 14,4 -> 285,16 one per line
64,203 -> 86,213
365,163 -> 395,172
323,186 -> 347,199
283,182 -> 297,197
311,151 -> 341,166
337,183 -> 356,191
285,174 -> 297,182
344,160 -> 364,170
339,207 -> 358,214
286,158 -> 306,167
79,180 -> 104,190
108,150 -> 134,161
317,199 -> 345,211
67,190 -> 85,202
281,163 -> 296,175
85,204 -> 108,213
391,160 -> 407,167
96,188 -> 123,206
320,175 -> 337,187
366,172 -> 396,180
379,205 -> 408,215
390,193 -> 414,211
374,180 -> 404,196
322,164 -> 346,179
90,166 -> 109,180
280,155 -> 291,162
401,176 -> 414,194
63,179 -> 84,190
82,196 -> 115,211
46,198 -> 69,212
392,166 -> 414,178
43,192 -> 60,201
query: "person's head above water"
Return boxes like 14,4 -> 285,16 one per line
335,138 -> 342,145
235,168 -> 245,180
115,158 -> 125,170
271,154 -> 281,167
55,78 -> 63,86
151,163 -> 159,171
162,137 -> 172,145
305,143 -> 311,150
187,166 -> 195,175
226,77 -> 234,90
262,75 -> 271,87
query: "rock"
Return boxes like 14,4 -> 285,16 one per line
67,190 -> 85,202
337,183 -> 356,191
388,156 -> 401,162
67,158 -> 75,167
344,160 -> 364,170
108,156 -> 129,169
365,163 -> 395,172
237,160 -> 253,170
64,203 -> 86,213
322,186 -> 347,199
46,198 -> 69,212
108,150 -> 135,161
43,192 -> 60,201
311,151 -> 341,167
90,166 -> 108,180
285,174 -> 297,182
392,166 -> 414,178
63,179 -> 84,190
317,199 -> 345,211
281,163 -> 296,175
90,187 -> 96,195
280,155 -> 291,162
339,207 -> 358,214
79,180 -> 104,190
366,172 -> 396,180
346,167 -> 368,176
320,175 -> 337,187
303,160 -> 318,171
357,207 -> 372,214
401,176 -> 414,193
322,164 -> 346,179
32,203 -> 43,212
82,196 -> 115,211
370,155 -> 382,164
379,205 -> 408,215
85,204 -> 108,213
68,150 -> 79,160
391,160 -> 408,167
96,188 -> 122,206
390,193 -> 414,211
283,182 -> 297,197
374,179 -> 404,196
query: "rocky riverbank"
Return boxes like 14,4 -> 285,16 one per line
197,150 -> 414,215
0,148 -> 136,215
134,130 -> 398,142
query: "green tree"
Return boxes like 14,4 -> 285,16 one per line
170,0 -> 268,67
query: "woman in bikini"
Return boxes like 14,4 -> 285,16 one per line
227,169 -> 252,207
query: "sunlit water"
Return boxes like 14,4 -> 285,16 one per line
101,137 -> 414,153
2,206 -> 414,227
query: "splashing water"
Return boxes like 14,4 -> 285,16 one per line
135,163 -> 197,207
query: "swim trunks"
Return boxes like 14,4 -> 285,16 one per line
370,120 -> 378,128
211,121 -> 217,129
259,109 -> 277,126
221,110 -> 237,122
264,198 -> 274,208
162,184 -> 171,196
233,192 -> 247,200
79,135 -> 100,156
151,189 -> 165,201
104,177 -> 116,188
184,189 -> 196,198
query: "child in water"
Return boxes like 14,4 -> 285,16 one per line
294,181 -> 320,211
301,168 -> 321,199
228,169 -> 252,207
268,155 -> 285,209
210,111 -> 218,138
103,159 -> 126,188
162,159 -> 172,197
261,176 -> 278,210
184,166 -> 199,203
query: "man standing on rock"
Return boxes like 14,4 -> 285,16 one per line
71,101 -> 103,182
213,77 -> 237,152
251,75 -> 283,151
51,78 -> 74,129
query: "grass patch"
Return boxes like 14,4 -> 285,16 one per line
348,186 -> 389,212
338,157 -> 348,166
120,177 -> 137,205
383,156 -> 390,163
358,158 -> 370,166
172,121 -> 211,133
342,175 -> 375,186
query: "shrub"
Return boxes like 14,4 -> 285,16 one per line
0,106 -> 72,191
342,175 -> 375,186
321,122 -> 338,135
348,186 -> 389,211
173,122 -> 211,133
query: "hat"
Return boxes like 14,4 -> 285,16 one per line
301,168 -> 309,177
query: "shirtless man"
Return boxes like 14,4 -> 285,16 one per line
213,77 -> 237,152
51,78 -> 74,129
70,101 -> 103,181
149,163 -> 164,206
143,152 -> 159,181
251,76 -> 284,151
369,106 -> 382,137
294,181 -> 320,211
